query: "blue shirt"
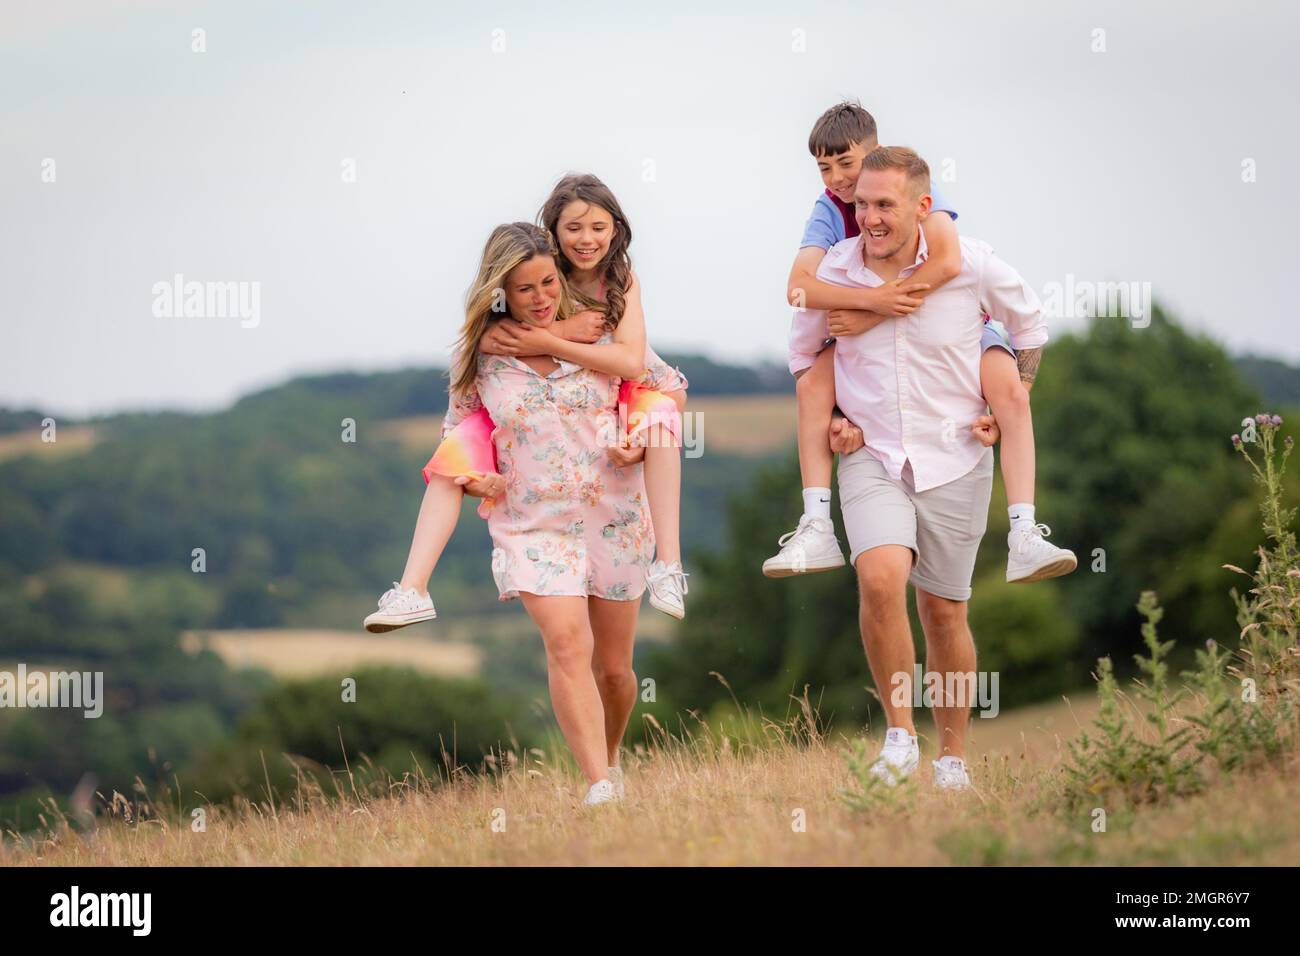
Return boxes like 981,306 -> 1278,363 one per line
800,184 -> 958,250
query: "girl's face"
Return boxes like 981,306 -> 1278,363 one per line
555,200 -> 615,271
504,254 -> 562,326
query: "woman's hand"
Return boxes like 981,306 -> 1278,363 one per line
554,310 -> 607,344
970,414 -> 1000,446
607,440 -> 646,467
479,319 -> 557,357
455,474 -> 506,499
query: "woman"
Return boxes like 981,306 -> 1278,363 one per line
438,222 -> 685,806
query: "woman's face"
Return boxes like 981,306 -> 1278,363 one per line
504,254 -> 562,326
555,200 -> 615,271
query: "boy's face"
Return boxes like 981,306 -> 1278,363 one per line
816,139 -> 875,203
854,168 -> 931,262
505,254 -> 562,326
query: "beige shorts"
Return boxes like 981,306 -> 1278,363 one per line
837,447 -> 994,601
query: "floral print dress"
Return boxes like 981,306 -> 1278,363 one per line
440,336 -> 688,602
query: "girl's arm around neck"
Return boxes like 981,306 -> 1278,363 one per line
544,273 -> 647,381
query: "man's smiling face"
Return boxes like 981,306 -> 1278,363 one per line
853,167 -> 931,262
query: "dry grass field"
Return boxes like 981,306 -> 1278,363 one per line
5,690 -> 1297,867
178,628 -> 483,679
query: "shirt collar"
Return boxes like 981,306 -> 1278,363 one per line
832,224 -> 930,287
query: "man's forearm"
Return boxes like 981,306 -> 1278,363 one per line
1016,347 -> 1042,389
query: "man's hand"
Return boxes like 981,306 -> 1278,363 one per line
970,414 -> 1001,447
478,319 -> 556,357
829,416 -> 865,455
827,309 -> 877,337
554,309 -> 607,344
455,473 -> 506,499
865,278 -> 929,317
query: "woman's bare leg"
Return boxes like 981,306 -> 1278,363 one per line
398,476 -> 463,595
518,593 -> 608,785
587,595 -> 640,767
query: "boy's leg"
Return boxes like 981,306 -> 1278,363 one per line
399,475 -> 464,595
980,347 -> 1034,507
762,346 -> 847,577
796,346 -> 838,509
979,339 -> 1076,583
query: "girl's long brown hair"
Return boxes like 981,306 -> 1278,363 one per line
450,222 -> 571,398
538,174 -> 633,328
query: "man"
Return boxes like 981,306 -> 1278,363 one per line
787,146 -> 1051,791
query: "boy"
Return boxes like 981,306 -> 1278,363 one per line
763,101 -> 1075,584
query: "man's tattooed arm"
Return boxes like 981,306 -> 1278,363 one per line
1016,347 -> 1042,391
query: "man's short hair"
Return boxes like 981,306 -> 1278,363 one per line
859,146 -> 931,197
808,100 -> 878,157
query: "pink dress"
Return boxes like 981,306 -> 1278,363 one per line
437,336 -> 688,602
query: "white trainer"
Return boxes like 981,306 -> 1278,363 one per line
868,727 -> 919,785
363,582 -> 436,633
607,765 -> 625,800
762,514 -> 846,578
583,779 -> 617,806
1006,523 -> 1078,583
646,560 -> 689,620
933,756 -> 972,792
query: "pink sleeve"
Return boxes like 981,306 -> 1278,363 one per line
788,306 -> 830,375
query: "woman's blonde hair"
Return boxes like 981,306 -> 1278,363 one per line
450,222 -> 572,397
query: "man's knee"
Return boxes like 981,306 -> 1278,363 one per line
856,550 -> 910,618
917,592 -> 968,636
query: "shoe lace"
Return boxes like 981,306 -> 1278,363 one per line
1013,523 -> 1053,553
378,582 -> 406,608
777,515 -> 821,549
647,562 -> 690,595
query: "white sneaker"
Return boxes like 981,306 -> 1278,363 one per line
762,514 -> 846,578
1006,523 -> 1077,583
583,779 -> 616,806
646,560 -> 689,620
363,582 -> 436,633
868,727 -> 919,785
607,765 -> 625,800
933,756 -> 972,792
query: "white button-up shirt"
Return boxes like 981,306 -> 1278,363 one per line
788,230 -> 1049,492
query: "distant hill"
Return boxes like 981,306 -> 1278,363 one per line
0,353 -> 790,436
1235,355 -> 1300,408
6,350 -> 1294,435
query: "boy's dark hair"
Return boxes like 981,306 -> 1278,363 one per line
808,100 -> 878,157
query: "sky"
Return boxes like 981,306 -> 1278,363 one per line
2,0 -> 1296,418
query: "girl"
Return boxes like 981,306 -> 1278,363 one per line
397,222 -> 681,805
480,174 -> 688,618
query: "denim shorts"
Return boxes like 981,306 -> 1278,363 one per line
981,322 -> 1015,356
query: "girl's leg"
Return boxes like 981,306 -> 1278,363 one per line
980,348 -> 1034,507
587,595 -> 640,767
518,593 -> 608,786
398,475 -> 463,595
641,429 -> 681,564
796,346 -> 837,492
